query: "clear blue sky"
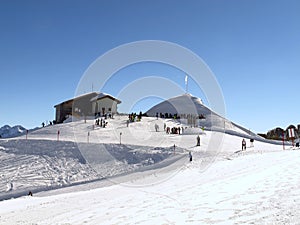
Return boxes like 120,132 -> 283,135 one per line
0,0 -> 299,133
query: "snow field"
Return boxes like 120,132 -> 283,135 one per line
0,151 -> 300,224
0,115 -> 296,224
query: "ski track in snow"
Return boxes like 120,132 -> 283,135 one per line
0,151 -> 300,224
0,115 -> 297,224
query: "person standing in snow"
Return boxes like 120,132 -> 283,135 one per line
189,151 -> 192,162
155,124 -> 159,132
196,135 -> 200,146
242,138 -> 246,150
166,127 -> 170,134
250,138 -> 254,147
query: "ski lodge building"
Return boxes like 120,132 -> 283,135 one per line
54,92 -> 121,123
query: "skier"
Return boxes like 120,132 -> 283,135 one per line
189,151 -> 192,162
242,138 -> 246,150
196,135 -> 200,146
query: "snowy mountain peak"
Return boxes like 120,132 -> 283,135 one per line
0,125 -> 27,138
1,125 -> 11,130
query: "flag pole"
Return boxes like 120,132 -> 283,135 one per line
185,75 -> 188,93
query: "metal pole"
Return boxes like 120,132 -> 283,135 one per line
282,130 -> 285,150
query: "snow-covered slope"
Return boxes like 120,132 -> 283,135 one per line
1,149 -> 299,224
0,112 -> 296,224
0,115 -> 286,199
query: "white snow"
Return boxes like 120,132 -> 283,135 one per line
0,150 -> 299,224
0,113 -> 297,224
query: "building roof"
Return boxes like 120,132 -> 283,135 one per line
90,93 -> 122,104
54,92 -> 100,107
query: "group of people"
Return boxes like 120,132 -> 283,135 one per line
41,120 -> 55,128
163,122 -> 184,135
165,126 -> 183,135
95,112 -> 112,120
95,118 -> 108,128
242,138 -> 255,150
155,112 -> 206,121
129,112 -> 143,123
156,112 -> 180,119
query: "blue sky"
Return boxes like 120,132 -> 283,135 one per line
0,0 -> 299,133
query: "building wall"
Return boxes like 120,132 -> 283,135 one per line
92,98 -> 119,116
55,101 -> 73,123
55,92 -> 98,123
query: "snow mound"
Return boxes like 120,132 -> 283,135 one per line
146,94 -> 255,136
147,94 -> 206,116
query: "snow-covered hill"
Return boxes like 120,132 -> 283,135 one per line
0,104 -> 296,224
0,115 -> 286,199
146,94 -> 256,136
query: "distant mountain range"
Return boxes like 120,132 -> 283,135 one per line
0,125 -> 27,138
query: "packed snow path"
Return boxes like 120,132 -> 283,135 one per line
1,150 -> 299,224
0,139 -> 180,200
